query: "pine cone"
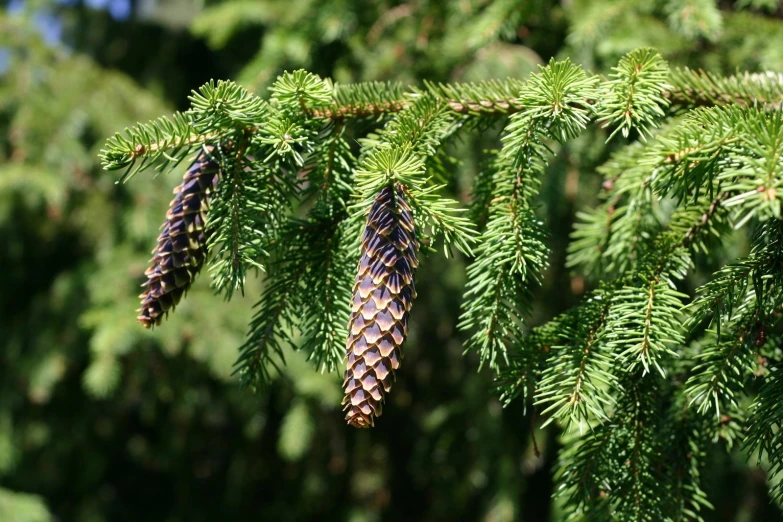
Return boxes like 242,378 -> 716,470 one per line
343,183 -> 419,428
137,148 -> 220,328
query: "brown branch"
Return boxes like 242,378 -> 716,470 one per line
682,192 -> 730,248
126,70 -> 782,166
305,96 -> 522,120
666,69 -> 783,109
307,101 -> 408,119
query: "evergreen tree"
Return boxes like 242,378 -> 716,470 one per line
6,0 -> 783,521
101,43 -> 783,520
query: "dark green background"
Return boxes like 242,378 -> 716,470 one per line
2,1 -> 783,520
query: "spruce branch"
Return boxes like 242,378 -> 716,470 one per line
340,95 -> 477,427
458,152 -> 545,370
597,47 -> 671,141
237,118 -> 356,386
424,78 -> 527,115
685,314 -> 760,417
557,375 -> 666,521
468,151 -> 500,230
685,220 -> 783,416
667,69 -> 783,109
295,215 -> 354,374
269,69 -> 334,110
309,80 -> 407,119
605,277 -> 687,376
496,315 -> 559,408
557,420 -> 616,520
665,394 -> 714,522
542,178 -> 732,439
513,58 -> 599,145
745,366 -> 783,504
206,140 -> 293,298
236,213 -> 352,390
460,58 -> 597,370
235,232 -> 307,390
94,51 -> 783,507
609,376 -> 667,522
568,140 -> 664,279
646,106 -> 783,229
205,76 -> 330,298
100,112 -> 198,181
189,79 -> 270,132
591,194 -> 732,385
720,108 -> 783,226
677,191 -> 731,252
646,105 -> 742,202
352,95 -> 477,256
536,291 -> 615,429
100,68 -> 783,184
297,126 -> 356,373
300,120 -> 354,203
459,205 -> 548,370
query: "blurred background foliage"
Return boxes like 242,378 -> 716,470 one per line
3,0 -> 783,520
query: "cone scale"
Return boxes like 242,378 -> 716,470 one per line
342,183 -> 419,428
137,148 -> 220,328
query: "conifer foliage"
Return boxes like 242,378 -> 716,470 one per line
101,49 -> 783,518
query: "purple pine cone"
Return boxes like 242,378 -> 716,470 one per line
138,148 -> 220,328
343,183 -> 419,427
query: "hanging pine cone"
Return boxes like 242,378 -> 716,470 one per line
342,183 -> 419,428
137,148 -> 220,328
